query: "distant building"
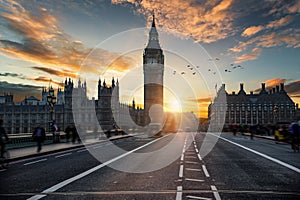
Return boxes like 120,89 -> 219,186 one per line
208,83 -> 296,128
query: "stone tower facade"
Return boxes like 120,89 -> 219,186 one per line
143,14 -> 164,124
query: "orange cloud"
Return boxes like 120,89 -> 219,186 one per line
112,0 -> 235,43
0,0 -> 135,80
234,47 -> 261,63
266,15 -> 294,29
241,25 -> 264,37
264,78 -> 286,87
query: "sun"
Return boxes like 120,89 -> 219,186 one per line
169,100 -> 182,112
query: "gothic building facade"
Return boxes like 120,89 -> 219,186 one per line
143,14 -> 164,125
208,83 -> 297,128
0,15 -> 163,134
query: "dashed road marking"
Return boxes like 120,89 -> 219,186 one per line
186,195 -> 212,200
179,165 -> 184,178
185,178 -> 205,182
185,156 -> 197,159
202,165 -> 210,177
197,153 -> 202,161
93,145 -> 104,149
24,158 -> 47,166
176,186 -> 183,200
181,153 -> 184,161
211,185 -> 221,200
185,168 -> 202,171
185,161 -> 198,164
55,153 -> 72,158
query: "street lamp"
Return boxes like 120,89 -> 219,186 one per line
47,86 -> 57,124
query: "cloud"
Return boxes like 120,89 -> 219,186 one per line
0,0 -> 135,79
27,76 -> 64,87
0,72 -> 20,77
0,81 -> 42,102
112,0 -> 236,43
285,80 -> 300,95
265,78 -> 286,87
234,47 -> 261,63
266,15 -> 294,29
241,25 -> 264,37
32,66 -> 77,79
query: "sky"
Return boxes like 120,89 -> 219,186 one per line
0,0 -> 299,118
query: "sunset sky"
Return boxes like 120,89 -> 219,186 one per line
0,0 -> 299,118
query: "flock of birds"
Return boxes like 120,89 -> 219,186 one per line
172,57 -> 244,76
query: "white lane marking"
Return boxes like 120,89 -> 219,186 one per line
55,153 -> 72,158
186,195 -> 212,200
211,185 -> 221,200
93,145 -> 104,149
185,161 -> 198,164
185,156 -> 197,159
185,178 -> 204,182
0,168 -> 7,172
179,164 -> 184,178
77,149 -> 87,153
210,133 -> 300,173
24,158 -> 47,166
195,148 -> 199,153
181,153 -> 184,161
27,135 -> 169,200
176,186 -> 182,200
202,165 -> 210,177
197,153 -> 202,161
27,194 -> 47,200
186,168 -> 202,171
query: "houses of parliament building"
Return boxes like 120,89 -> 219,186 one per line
0,15 -> 164,134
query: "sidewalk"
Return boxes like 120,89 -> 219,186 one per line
8,134 -> 135,161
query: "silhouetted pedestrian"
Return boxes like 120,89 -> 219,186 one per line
65,125 -> 72,143
232,124 -> 237,136
71,125 -> 79,143
290,122 -> 299,152
0,119 -> 8,158
32,125 -> 46,153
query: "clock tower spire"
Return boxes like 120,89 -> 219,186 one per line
143,13 -> 164,125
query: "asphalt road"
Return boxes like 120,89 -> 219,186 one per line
0,132 -> 299,200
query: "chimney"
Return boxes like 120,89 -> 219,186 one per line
280,83 -> 284,91
262,83 -> 265,90
276,85 -> 279,93
240,83 -> 244,91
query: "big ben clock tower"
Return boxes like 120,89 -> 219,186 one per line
143,14 -> 164,125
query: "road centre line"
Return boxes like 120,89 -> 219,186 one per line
179,165 -> 184,178
24,158 -> 47,166
197,153 -> 202,161
185,161 -> 198,164
185,178 -> 204,182
181,153 -> 184,161
211,185 -> 221,200
176,186 -> 183,200
185,168 -> 202,171
210,133 -> 300,173
202,165 -> 210,177
186,195 -> 212,200
27,135 -> 170,200
55,153 -> 72,158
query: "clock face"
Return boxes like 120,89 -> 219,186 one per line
149,58 -> 157,64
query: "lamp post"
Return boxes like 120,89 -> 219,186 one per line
47,86 -> 56,131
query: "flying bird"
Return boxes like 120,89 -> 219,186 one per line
187,65 -> 190,68
173,70 -> 176,75
190,68 -> 193,70
181,72 -> 185,75
192,72 -> 196,75
208,69 -> 211,71
196,66 -> 199,68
